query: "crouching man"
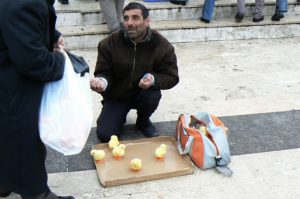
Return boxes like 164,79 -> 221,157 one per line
90,2 -> 179,142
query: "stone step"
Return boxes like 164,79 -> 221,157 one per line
55,0 -> 300,26
59,16 -> 300,49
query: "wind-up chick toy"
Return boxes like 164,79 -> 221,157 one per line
155,143 -> 167,160
130,158 -> 142,172
108,135 -> 120,150
112,144 -> 126,160
90,149 -> 105,163
199,126 -> 208,136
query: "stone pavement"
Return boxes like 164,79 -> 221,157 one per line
48,148 -> 300,199
3,37 -> 300,199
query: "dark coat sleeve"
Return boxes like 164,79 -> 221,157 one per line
54,29 -> 62,43
94,38 -> 114,92
152,40 -> 179,90
1,1 -> 65,82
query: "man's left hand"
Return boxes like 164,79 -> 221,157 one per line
55,36 -> 65,47
139,73 -> 154,90
53,36 -> 67,56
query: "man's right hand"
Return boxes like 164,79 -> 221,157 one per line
90,78 -> 106,93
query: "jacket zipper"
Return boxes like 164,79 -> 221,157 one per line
130,42 -> 137,88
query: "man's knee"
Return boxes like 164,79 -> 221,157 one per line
139,90 -> 162,107
96,116 -> 124,143
96,121 -> 112,143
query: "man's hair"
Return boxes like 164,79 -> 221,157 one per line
123,2 -> 149,19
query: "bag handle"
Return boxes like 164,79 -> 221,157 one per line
176,119 -> 194,155
177,134 -> 194,155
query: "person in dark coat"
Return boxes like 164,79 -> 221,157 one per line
90,2 -> 179,143
0,0 -> 73,198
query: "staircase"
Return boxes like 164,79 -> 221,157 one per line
55,0 -> 300,49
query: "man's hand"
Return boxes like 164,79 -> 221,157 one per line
53,36 -> 66,55
54,36 -> 65,48
139,73 -> 154,90
54,44 -> 66,56
90,77 -> 106,93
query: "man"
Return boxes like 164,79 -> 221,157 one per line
253,0 -> 288,22
235,0 -> 246,22
90,2 -> 179,143
0,0 -> 73,198
199,0 -> 215,23
98,0 -> 125,32
271,0 -> 288,21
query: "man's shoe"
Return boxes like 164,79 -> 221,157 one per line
58,196 -> 75,199
234,13 -> 244,23
0,192 -> 11,197
58,0 -> 69,4
170,1 -> 187,6
141,124 -> 159,138
271,13 -> 284,21
200,17 -> 210,23
253,16 -> 264,22
136,120 -> 159,138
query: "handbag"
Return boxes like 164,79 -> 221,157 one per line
176,112 -> 233,176
39,52 -> 93,155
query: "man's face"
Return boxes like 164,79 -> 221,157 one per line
123,9 -> 149,42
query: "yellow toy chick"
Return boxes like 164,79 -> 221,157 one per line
155,144 -> 167,160
130,158 -> 142,172
112,144 -> 126,160
199,126 -> 208,136
90,149 -> 105,163
108,135 -> 120,150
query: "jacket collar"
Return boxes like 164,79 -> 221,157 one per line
122,25 -> 152,44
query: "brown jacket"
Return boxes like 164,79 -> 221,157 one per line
94,28 -> 179,100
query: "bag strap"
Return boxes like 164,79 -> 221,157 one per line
177,133 -> 194,155
215,165 -> 233,177
176,115 -> 194,155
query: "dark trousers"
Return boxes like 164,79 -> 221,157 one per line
0,188 -> 57,199
96,90 -> 162,142
21,191 -> 58,199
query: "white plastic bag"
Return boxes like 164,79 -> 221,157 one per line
39,53 -> 93,155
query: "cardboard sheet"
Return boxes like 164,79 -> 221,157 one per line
92,136 -> 194,187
